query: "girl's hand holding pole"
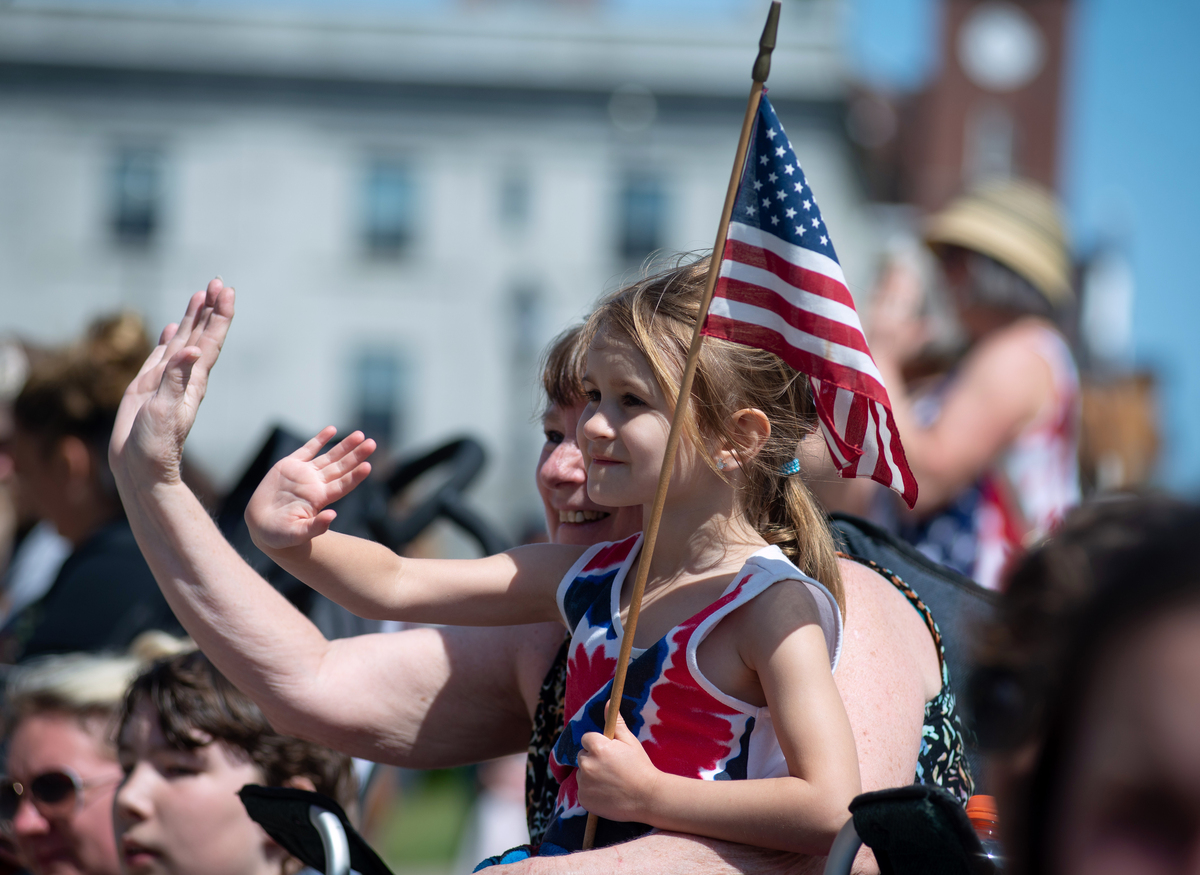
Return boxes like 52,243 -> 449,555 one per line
245,428 -> 377,552
577,710 -> 663,824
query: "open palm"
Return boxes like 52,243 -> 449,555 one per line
245,428 -> 376,551
110,279 -> 235,493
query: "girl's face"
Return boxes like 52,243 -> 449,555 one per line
113,702 -> 285,875
5,712 -> 124,875
578,329 -> 675,510
537,399 -> 643,546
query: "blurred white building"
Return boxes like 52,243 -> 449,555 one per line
0,0 -> 882,546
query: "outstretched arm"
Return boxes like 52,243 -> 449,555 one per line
864,266 -> 1057,513
107,281 -> 555,765
244,426 -> 573,626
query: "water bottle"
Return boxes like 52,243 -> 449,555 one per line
966,794 -> 1005,871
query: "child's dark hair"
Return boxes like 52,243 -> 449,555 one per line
119,650 -> 356,810
582,258 -> 842,606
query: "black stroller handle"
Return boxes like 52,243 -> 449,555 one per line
239,785 -> 393,875
370,436 -> 508,556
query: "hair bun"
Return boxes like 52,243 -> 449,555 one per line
15,311 -> 152,442
82,312 -> 150,369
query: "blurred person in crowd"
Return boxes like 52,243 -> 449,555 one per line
3,314 -> 182,660
821,180 -> 1080,591
114,648 -> 357,875
0,339 -> 71,630
108,280 -> 958,874
0,337 -> 29,579
969,495 -> 1200,875
2,633 -> 188,875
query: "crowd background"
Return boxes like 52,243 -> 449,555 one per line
2,0 -> 1197,543
0,0 -> 1198,873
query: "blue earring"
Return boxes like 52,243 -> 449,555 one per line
780,458 -> 801,476
716,457 -> 727,470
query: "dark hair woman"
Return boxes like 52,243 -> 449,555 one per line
5,313 -> 182,660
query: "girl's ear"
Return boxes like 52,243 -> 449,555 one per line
720,408 -> 771,469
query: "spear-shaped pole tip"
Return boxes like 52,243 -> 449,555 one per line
752,1 -> 781,84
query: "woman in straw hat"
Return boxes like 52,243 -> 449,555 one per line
861,178 -> 1081,591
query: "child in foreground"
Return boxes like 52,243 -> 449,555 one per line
246,260 -> 861,855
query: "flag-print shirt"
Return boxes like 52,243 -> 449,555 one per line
540,534 -> 843,852
898,324 -> 1080,591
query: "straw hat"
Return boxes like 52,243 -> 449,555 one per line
925,178 -> 1072,305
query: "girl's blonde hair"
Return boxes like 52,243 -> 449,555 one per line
582,258 -> 843,610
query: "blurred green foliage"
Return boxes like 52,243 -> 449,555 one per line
376,768 -> 475,870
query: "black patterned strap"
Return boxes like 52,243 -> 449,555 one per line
525,636 -> 569,845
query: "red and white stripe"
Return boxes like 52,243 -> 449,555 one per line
703,221 -> 918,507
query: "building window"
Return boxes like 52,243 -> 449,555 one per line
964,103 -> 1016,184
111,147 -> 162,246
509,284 -> 540,358
617,174 -> 666,262
352,350 -> 407,450
363,161 -> 416,257
499,168 -> 531,231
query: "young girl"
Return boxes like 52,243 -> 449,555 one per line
246,260 -> 861,855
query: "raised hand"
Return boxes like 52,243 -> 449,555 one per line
576,710 -> 662,824
864,256 -> 930,366
110,278 -> 235,491
245,427 -> 376,552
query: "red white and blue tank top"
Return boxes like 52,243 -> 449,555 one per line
898,324 -> 1080,590
540,533 -> 843,852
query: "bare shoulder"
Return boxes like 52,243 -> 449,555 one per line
730,576 -> 843,690
512,622 -> 572,718
739,576 -> 824,639
836,557 -> 941,703
505,541 -> 592,573
832,556 -> 940,794
965,318 -> 1061,386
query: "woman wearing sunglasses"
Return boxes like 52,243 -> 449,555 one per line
2,641 -> 181,875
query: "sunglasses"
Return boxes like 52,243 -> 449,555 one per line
0,769 -> 120,823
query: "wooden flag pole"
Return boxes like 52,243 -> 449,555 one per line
579,1 -> 780,851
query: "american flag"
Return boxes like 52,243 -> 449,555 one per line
702,95 -> 918,508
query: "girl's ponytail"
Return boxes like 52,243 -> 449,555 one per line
749,467 -> 844,615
